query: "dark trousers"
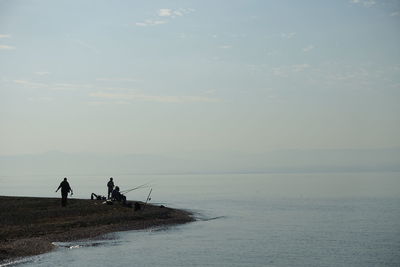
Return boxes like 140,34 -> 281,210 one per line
108,188 -> 113,199
61,192 -> 68,207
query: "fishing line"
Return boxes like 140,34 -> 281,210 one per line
120,182 -> 152,194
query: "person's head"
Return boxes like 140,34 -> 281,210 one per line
115,186 -> 120,191
64,177 -> 67,181
110,177 -> 113,181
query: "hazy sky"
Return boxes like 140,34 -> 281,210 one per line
0,0 -> 399,156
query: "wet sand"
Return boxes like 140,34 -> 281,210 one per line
0,196 -> 194,263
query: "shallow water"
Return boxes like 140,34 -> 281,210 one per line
1,172 -> 400,266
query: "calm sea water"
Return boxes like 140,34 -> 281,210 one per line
1,172 -> 400,267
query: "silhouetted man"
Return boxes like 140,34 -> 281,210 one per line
107,177 -> 114,199
111,186 -> 126,204
56,177 -> 73,207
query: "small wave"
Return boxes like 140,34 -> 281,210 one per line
52,240 -> 123,250
189,209 -> 227,222
197,215 -> 227,221
0,256 -> 36,267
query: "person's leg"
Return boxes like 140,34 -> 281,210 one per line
62,192 -> 67,207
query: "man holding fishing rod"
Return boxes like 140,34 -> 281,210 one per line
105,181 -> 151,207
111,186 -> 127,204
114,183 -> 151,207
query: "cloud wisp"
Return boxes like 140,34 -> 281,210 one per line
13,79 -> 93,91
281,32 -> 296,39
350,0 -> 376,8
158,8 -> 193,18
271,64 -> 310,77
135,20 -> 167,27
96,77 -> 139,82
90,91 -> 219,103
0,34 -> 16,50
303,45 -> 315,53
13,78 -> 219,104
158,9 -> 173,17
13,80 -> 48,89
34,71 -> 51,76
0,45 -> 16,50
136,8 -> 194,27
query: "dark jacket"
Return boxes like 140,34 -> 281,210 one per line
112,189 -> 124,201
57,181 -> 71,194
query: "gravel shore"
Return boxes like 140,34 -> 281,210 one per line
0,196 -> 194,263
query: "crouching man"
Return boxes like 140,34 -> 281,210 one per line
111,186 -> 127,205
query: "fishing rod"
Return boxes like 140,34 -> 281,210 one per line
142,188 -> 152,211
120,182 -> 151,194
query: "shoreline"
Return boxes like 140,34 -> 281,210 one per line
0,196 -> 194,264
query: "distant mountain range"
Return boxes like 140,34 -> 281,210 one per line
0,148 -> 399,175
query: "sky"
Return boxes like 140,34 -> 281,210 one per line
0,0 -> 399,157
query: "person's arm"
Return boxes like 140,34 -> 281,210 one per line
55,183 -> 61,192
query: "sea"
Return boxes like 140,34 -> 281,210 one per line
1,172 -> 400,267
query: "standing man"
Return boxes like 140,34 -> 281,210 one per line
55,177 -> 73,207
107,177 -> 114,199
